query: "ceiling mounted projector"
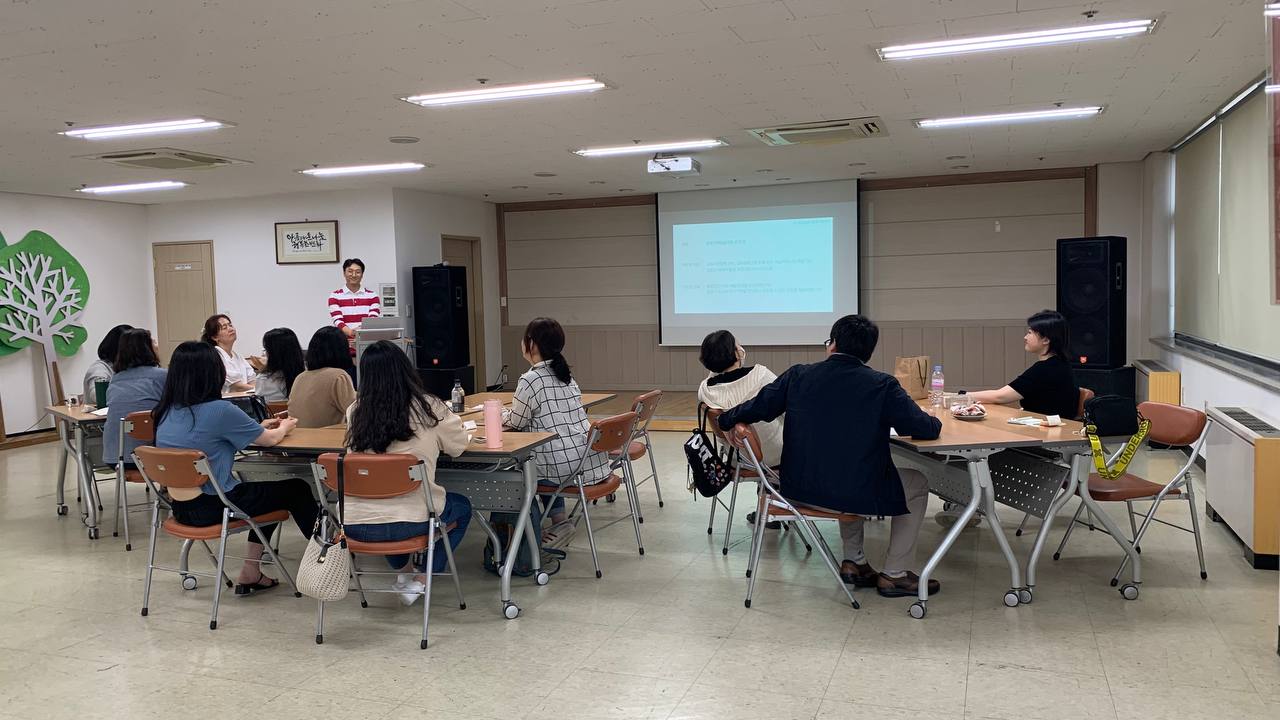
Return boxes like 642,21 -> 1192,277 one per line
647,155 -> 701,176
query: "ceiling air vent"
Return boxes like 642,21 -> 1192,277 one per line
747,117 -> 887,147
83,147 -> 249,170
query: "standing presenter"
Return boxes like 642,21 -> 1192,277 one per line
328,258 -> 381,355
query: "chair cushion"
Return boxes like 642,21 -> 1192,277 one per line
1088,473 -> 1180,502
539,475 -> 623,501
346,535 -> 429,556
161,510 -> 290,540
610,440 -> 647,460
766,498 -> 863,522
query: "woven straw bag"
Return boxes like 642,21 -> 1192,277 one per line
297,453 -> 351,602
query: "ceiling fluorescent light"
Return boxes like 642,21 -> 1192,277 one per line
1267,3 -> 1280,17
573,139 -> 726,157
1267,84 -> 1280,94
916,106 -> 1103,128
878,19 -> 1155,60
1220,80 -> 1264,114
60,118 -> 230,140
403,78 -> 606,107
75,180 -> 188,195
299,162 -> 426,176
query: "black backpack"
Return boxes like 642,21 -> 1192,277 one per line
685,408 -> 735,497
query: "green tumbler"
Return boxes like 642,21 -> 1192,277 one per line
94,380 -> 109,408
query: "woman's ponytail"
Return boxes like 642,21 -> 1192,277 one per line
547,351 -> 572,384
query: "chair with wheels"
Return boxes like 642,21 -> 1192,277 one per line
538,412 -> 639,579
310,453 -> 466,649
113,410 -> 156,551
724,423 -> 859,610
133,446 -> 300,630
1053,401 -> 1211,586
608,390 -> 665,517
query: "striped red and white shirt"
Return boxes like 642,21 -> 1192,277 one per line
328,286 -> 381,330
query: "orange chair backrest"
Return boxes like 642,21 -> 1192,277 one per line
727,423 -> 765,466
124,410 -> 156,442
631,390 -> 663,424
132,446 -> 210,489
315,452 -> 422,499
703,407 -> 729,443
588,412 -> 638,454
1076,387 -> 1095,421
266,400 -> 289,416
1138,402 -> 1207,446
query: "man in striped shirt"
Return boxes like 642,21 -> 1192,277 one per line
328,258 -> 380,353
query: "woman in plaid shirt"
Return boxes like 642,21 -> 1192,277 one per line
505,317 -> 611,546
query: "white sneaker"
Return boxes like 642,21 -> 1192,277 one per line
392,576 -> 425,606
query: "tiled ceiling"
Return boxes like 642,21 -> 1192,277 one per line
0,0 -> 1265,204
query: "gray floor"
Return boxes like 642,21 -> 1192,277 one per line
0,435 -> 1277,719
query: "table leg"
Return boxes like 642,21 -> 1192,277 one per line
73,424 -> 100,539
913,457 -> 983,618
499,458 -> 537,619
55,421 -> 71,516
1026,454 -> 1084,592
975,457 -> 1023,608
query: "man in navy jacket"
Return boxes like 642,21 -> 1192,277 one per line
718,314 -> 944,598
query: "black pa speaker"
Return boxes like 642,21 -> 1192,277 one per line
1056,236 -> 1126,369
413,265 -> 469,369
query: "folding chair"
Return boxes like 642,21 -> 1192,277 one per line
724,423 -> 859,610
113,410 -> 156,550
609,390 -> 665,517
1053,401 -> 1211,586
539,412 -> 638,579
133,446 -> 301,630
311,453 -> 466,649
265,400 -> 289,416
1014,387 -> 1096,537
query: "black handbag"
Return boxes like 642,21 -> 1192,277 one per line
685,407 -> 735,498
1082,395 -> 1140,437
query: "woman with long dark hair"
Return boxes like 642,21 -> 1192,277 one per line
288,326 -> 357,427
254,328 -> 305,402
201,314 -> 257,393
967,309 -> 1080,418
83,323 -> 133,401
504,317 -> 611,548
154,341 -> 318,594
102,329 -> 166,468
343,340 -> 472,605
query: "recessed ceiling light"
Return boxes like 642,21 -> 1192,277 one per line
299,162 -> 425,176
916,106 -> 1103,128
589,180 -> 606,184
1267,3 -> 1280,17
574,139 -> 726,157
548,192 -> 564,196
1268,84 -> 1280,95
847,162 -> 867,167
951,165 -> 971,170
775,177 -> 792,181
402,77 -> 607,107
389,136 -> 420,144
859,172 -> 877,176
695,183 -> 711,187
1220,80 -> 1265,115
878,19 -> 1155,60
533,172 -> 557,177
945,155 -> 967,160
618,188 -> 635,192
60,117 -> 231,140
76,180 -> 188,195
510,185 -> 529,189
756,169 -> 773,173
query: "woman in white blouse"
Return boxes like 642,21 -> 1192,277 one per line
201,314 -> 258,393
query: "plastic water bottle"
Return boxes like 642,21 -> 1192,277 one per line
930,365 -> 945,408
450,380 -> 465,414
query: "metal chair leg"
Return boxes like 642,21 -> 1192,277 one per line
1053,501 -> 1085,561
1184,481 -> 1208,579
438,516 -> 466,610
210,512 -> 230,630
721,468 -> 742,555
621,461 -> 645,555
141,501 -> 161,617
744,492 -> 770,607
706,490 -> 718,535
578,485 -> 603,579
421,517 -> 436,649
314,598 -> 326,644
351,557 -> 369,608
1015,511 -> 1031,537
800,515 -> 859,609
1126,500 -> 1139,550
745,492 -> 767,578
645,433 -> 664,508
119,476 -> 133,551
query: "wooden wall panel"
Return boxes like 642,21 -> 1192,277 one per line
862,251 -> 1055,289
507,267 -> 657,298
507,235 -> 655,269
507,296 -> 658,326
862,286 -> 1056,322
505,205 -> 655,241
859,179 -> 1085,222
860,214 -> 1083,256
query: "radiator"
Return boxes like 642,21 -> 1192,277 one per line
1205,406 -> 1280,570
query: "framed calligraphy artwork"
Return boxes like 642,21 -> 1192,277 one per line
275,220 -> 339,264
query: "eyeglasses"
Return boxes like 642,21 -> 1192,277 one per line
823,338 -> 833,347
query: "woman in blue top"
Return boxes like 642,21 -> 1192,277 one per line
102,329 -> 167,468
154,341 -> 319,595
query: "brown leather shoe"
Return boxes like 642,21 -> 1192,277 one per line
876,571 -> 940,598
839,560 -> 879,588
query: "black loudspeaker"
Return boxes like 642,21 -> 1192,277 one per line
1073,366 -> 1136,402
413,265 -> 469,369
1056,236 -> 1126,368
419,366 -> 475,399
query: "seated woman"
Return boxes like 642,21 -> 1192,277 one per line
504,317 -> 611,549
102,329 -> 167,469
154,341 -> 319,594
697,330 -> 784,468
83,324 -> 133,402
342,341 -> 472,606
254,328 -> 305,402
201,314 -> 257,393
966,309 -> 1081,419
289,326 -> 358,427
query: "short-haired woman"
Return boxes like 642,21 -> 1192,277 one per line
697,330 -> 784,468
967,310 -> 1080,419
83,324 -> 133,402
102,328 -> 166,468
154,341 -> 318,594
504,317 -> 611,550
342,341 -> 472,605
254,328 -> 305,402
201,314 -> 257,393
288,326 -> 357,427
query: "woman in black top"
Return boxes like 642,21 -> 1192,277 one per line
968,310 -> 1081,419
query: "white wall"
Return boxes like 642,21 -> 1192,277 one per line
391,188 -> 500,383
144,188 -> 397,361
1160,351 -> 1280,425
0,192 -> 149,434
1096,161 -> 1148,362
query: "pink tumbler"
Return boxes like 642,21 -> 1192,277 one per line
483,399 -> 503,449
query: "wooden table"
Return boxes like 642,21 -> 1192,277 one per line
46,404 -> 109,538
891,401 -> 1141,618
457,391 -> 617,421
246,427 -> 557,619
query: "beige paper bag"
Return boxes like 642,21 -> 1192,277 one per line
894,356 -> 930,400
